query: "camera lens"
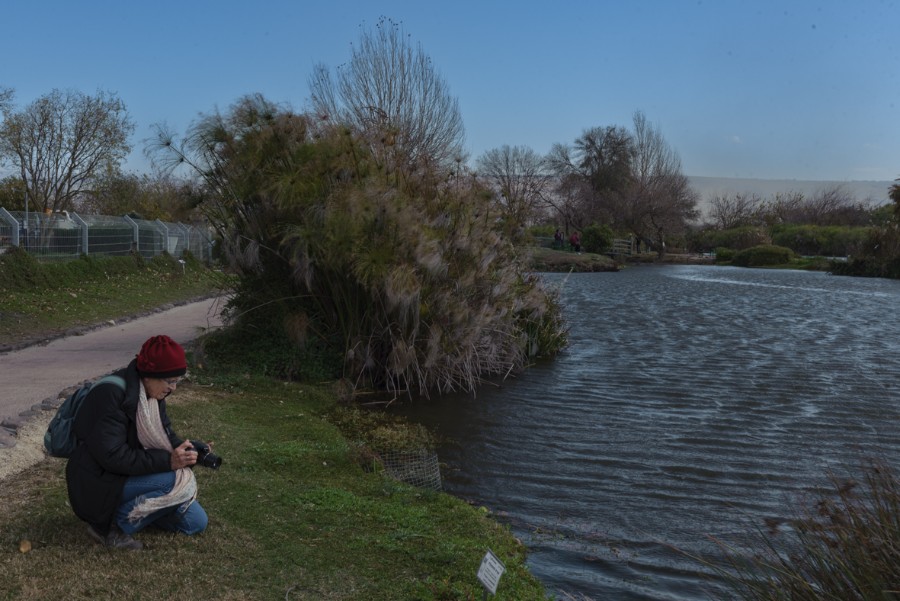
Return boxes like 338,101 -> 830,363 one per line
201,451 -> 222,469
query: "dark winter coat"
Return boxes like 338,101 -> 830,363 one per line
65,359 -> 183,534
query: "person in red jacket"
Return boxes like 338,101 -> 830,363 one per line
569,231 -> 581,253
65,335 -> 210,550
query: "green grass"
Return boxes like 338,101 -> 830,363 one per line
0,249 -> 228,348
0,376 -> 547,600
0,252 -> 547,600
526,246 -> 620,272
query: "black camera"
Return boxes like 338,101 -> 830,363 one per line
189,440 -> 223,470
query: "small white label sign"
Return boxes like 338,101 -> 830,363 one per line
477,549 -> 506,594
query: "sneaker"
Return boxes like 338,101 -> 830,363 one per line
86,524 -> 143,550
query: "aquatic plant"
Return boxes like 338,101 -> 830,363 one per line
150,94 -> 567,397
709,459 -> 900,601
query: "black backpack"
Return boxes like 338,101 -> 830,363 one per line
43,375 -> 126,458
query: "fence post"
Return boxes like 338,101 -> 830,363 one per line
123,215 -> 139,255
178,223 -> 192,259
0,208 -> 20,247
71,212 -> 89,255
155,219 -> 170,257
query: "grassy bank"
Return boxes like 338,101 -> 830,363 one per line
525,246 -> 620,272
0,248 -> 226,350
525,246 -> 720,272
0,375 -> 546,600
0,253 -> 548,600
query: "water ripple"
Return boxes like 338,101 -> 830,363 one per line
397,265 -> 900,600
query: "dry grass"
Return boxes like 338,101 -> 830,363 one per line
710,459 -> 900,601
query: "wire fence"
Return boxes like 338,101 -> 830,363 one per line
376,447 -> 443,491
0,208 -> 214,262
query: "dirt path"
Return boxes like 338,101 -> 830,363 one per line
0,296 -> 225,482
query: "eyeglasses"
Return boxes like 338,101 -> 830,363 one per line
162,377 -> 183,387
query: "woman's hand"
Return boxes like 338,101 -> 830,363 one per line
170,440 -> 198,470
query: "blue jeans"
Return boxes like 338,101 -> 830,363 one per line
115,471 -> 208,535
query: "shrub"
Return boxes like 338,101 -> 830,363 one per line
526,224 -> 556,239
580,223 -> 614,254
731,245 -> 794,267
0,248 -> 174,291
713,247 -> 735,263
829,223 -> 900,279
0,245 -> 50,290
198,318 -> 343,383
771,224 -> 871,257
156,95 -> 568,398
689,226 -> 771,253
327,406 -> 435,452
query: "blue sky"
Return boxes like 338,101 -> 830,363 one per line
1,0 -> 898,182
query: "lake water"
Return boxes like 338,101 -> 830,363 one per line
395,265 -> 900,600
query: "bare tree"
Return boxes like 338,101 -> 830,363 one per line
543,172 -> 592,233
627,111 -> 699,257
759,191 -> 806,225
0,89 -> 134,212
308,17 -> 465,181
476,145 -> 550,231
802,184 -> 870,226
79,168 -> 199,221
545,126 -> 634,229
545,113 -> 696,253
573,125 -> 635,195
708,192 -> 765,229
0,87 -> 12,114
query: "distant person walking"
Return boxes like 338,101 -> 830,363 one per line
553,228 -> 564,249
569,231 -> 581,253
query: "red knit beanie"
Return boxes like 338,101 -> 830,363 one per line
136,335 -> 187,378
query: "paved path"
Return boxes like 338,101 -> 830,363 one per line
0,297 -> 226,435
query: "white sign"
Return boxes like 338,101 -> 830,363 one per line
477,549 -> 506,595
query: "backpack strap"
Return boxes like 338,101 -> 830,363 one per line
90,375 -> 126,391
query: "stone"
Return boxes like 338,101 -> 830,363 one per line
1,415 -> 28,432
0,429 -> 16,449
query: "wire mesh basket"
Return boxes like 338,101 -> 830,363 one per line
374,447 -> 442,491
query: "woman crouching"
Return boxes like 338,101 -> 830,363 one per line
66,335 -> 209,550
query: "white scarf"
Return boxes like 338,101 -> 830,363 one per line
127,382 -> 198,523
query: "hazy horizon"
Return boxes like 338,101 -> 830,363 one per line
687,175 -> 894,217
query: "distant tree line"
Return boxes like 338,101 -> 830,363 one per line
0,86 -> 205,223
685,185 -> 888,258
475,112 -> 699,259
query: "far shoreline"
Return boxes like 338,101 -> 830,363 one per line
526,246 -> 715,272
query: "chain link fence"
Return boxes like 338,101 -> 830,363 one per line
0,208 -> 214,262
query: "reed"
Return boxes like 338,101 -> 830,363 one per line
711,458 -> 900,600
157,95 -> 568,398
